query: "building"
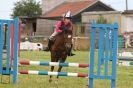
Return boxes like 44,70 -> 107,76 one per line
82,11 -> 122,33
122,10 -> 133,33
35,0 -> 115,37
122,10 -> 133,47
20,0 -> 133,50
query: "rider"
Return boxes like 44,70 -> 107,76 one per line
44,11 -> 73,51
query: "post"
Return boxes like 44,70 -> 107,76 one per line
126,0 -> 128,11
89,22 -> 96,88
0,21 -> 4,74
13,17 -> 19,83
6,20 -> 11,74
89,23 -> 118,88
111,23 -> 118,88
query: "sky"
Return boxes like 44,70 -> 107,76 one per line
0,0 -> 133,19
0,0 -> 41,19
101,0 -> 133,11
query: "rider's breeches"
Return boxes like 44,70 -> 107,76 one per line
49,31 -> 58,40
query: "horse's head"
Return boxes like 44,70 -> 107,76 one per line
62,29 -> 73,49
51,29 -> 72,52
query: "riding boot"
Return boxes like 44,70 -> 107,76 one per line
44,39 -> 52,51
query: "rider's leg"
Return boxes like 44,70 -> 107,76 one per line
44,31 -> 58,51
49,32 -> 58,40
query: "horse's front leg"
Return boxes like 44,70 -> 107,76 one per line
49,52 -> 57,82
57,66 -> 63,79
57,53 -> 67,79
49,65 -> 54,82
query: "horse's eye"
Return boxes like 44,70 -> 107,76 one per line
68,35 -> 71,38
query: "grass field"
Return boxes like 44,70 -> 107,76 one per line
0,51 -> 133,88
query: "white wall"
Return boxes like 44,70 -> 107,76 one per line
124,16 -> 133,32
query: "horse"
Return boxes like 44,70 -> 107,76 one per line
49,29 -> 73,82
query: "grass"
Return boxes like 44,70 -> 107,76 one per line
0,51 -> 133,88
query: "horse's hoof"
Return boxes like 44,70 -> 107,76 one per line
86,85 -> 89,88
49,79 -> 52,83
55,79 -> 58,84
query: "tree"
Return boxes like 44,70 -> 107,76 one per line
11,0 -> 42,18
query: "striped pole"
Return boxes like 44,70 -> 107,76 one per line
19,60 -> 89,68
130,62 -> 133,65
19,70 -> 88,78
118,61 -> 133,66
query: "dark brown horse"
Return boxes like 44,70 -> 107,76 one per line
49,29 -> 73,82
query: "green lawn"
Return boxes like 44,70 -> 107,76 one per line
0,51 -> 133,88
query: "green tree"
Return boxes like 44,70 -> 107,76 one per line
11,0 -> 42,18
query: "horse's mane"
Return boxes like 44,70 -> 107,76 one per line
50,30 -> 72,51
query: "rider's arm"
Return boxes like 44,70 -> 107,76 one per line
54,21 -> 62,33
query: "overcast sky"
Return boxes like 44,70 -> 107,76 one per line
0,0 -> 133,19
101,0 -> 133,11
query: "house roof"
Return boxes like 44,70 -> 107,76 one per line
43,0 -> 99,18
123,10 -> 133,14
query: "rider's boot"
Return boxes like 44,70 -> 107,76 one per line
44,38 -> 53,51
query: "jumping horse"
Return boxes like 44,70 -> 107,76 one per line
49,29 -> 73,82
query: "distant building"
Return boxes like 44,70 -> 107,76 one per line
19,1 -> 133,50
82,11 -> 122,33
122,10 -> 133,33
36,0 -> 115,37
20,0 -> 133,38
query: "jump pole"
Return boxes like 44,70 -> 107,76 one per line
19,60 -> 89,68
19,70 -> 88,78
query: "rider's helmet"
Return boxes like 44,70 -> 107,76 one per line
64,11 -> 72,19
